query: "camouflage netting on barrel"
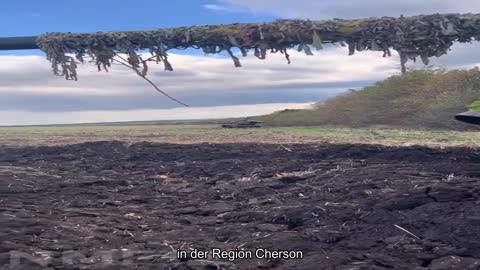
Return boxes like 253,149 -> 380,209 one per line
36,13 -> 480,81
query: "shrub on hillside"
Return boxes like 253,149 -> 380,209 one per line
263,68 -> 480,130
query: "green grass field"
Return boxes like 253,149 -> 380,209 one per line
1,124 -> 479,147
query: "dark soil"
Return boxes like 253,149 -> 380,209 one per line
1,141 -> 480,270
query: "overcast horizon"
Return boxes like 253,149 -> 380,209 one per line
2,1 -> 480,126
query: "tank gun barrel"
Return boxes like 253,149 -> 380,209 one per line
0,36 -> 38,50
2,13 -> 480,76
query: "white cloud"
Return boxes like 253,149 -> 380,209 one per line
1,38 -> 479,125
209,0 -> 480,19
0,47 -> 397,95
203,4 -> 244,13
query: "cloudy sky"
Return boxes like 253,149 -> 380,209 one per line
1,1 -> 480,126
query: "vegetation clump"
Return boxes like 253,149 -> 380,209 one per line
263,68 -> 480,130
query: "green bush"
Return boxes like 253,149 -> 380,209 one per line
468,100 -> 480,112
262,68 -> 480,130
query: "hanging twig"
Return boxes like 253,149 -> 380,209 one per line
113,54 -> 189,107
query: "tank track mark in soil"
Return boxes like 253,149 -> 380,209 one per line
1,141 -> 480,269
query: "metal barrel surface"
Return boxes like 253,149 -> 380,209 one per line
0,36 -> 38,50
454,111 -> 480,125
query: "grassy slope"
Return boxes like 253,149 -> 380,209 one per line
262,68 -> 480,130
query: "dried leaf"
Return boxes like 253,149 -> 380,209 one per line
312,31 -> 323,50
